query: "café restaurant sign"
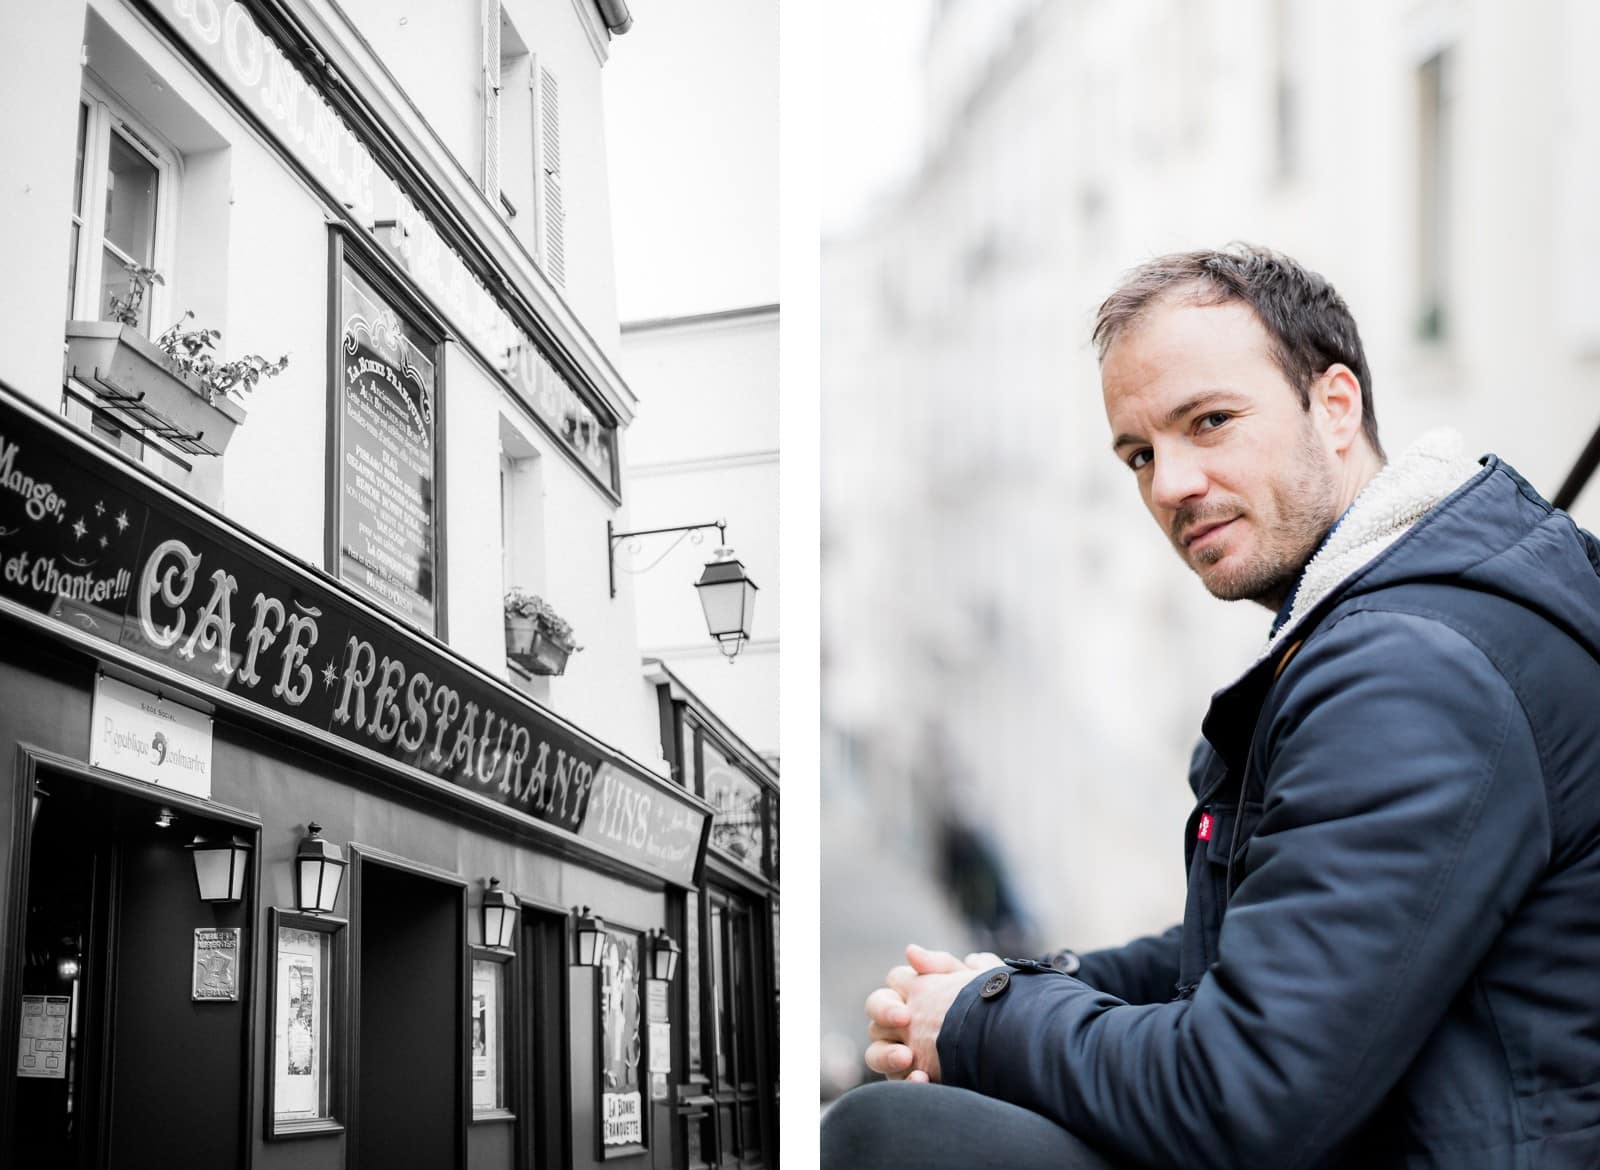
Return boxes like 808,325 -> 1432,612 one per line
151,0 -> 618,491
0,393 -> 706,885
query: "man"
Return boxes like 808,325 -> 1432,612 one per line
822,246 -> 1600,1169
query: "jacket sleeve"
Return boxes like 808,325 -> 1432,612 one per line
1051,924 -> 1181,1005
937,611 -> 1551,1170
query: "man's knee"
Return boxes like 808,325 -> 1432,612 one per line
821,1081 -> 926,1167
825,1081 -> 915,1165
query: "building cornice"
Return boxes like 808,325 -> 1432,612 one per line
572,0 -> 610,65
621,303 -> 780,335
625,449 -> 779,479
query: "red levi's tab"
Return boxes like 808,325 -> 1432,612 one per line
1197,811 -> 1214,841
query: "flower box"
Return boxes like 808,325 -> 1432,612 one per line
524,630 -> 572,676
64,320 -> 247,455
505,618 -> 574,676
504,588 -> 581,676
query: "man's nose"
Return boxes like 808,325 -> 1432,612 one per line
1149,445 -> 1210,510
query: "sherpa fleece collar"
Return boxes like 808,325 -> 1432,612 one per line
1262,428 -> 1483,659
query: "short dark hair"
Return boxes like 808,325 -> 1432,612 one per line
1091,244 -> 1383,459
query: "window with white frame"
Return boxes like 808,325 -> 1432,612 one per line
69,79 -> 177,333
479,0 -> 564,286
499,415 -> 546,611
64,76 -> 189,481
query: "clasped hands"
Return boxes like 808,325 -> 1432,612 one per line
863,943 -> 1002,1083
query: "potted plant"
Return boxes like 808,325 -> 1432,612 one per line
504,587 -> 582,676
63,263 -> 287,455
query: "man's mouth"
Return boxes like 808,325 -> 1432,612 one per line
1182,517 -> 1238,550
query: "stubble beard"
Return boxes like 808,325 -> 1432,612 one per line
1180,424 -> 1341,607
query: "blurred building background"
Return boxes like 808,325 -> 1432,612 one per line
820,0 -> 1600,1098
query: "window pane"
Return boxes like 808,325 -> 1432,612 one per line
104,131 -> 157,265
73,103 -> 88,213
686,897 -> 701,1074
703,743 -> 764,873
710,905 -> 732,1086
100,245 -> 148,331
66,223 -> 79,320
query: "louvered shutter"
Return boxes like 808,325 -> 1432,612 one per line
481,0 -> 501,196
537,63 -> 565,286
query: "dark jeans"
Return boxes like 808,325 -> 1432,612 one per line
821,1081 -> 1129,1170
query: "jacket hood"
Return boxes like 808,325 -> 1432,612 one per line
1299,429 -> 1600,665
1203,429 -> 1600,763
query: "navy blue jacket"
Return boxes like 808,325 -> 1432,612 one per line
938,457 -> 1600,1169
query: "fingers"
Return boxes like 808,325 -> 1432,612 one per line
865,1039 -> 914,1077
885,963 -> 919,996
906,943 -> 968,975
963,951 -> 1003,970
864,986 -> 911,1030
905,1068 -> 931,1084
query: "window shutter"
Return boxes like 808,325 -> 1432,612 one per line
536,63 -> 565,287
482,0 -> 501,196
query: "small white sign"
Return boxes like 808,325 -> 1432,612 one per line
90,674 -> 213,798
603,1091 -> 642,1146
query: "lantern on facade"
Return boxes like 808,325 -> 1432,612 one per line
483,878 -> 518,949
187,834 -> 251,903
295,822 -> 347,914
648,929 -> 682,982
695,548 -> 759,661
574,906 -> 607,966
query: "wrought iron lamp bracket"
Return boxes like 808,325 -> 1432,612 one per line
607,518 -> 727,598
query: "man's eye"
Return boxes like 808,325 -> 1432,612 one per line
1127,449 -> 1152,471
1198,412 -> 1231,431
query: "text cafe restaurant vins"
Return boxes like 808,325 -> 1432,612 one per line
0,1 -> 778,1169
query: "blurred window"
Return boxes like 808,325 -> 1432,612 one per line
1417,49 -> 1454,342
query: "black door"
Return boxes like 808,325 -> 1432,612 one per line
708,889 -> 773,1168
354,860 -> 463,1170
520,908 -> 568,1170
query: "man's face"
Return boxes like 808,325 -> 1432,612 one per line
1101,296 -> 1342,608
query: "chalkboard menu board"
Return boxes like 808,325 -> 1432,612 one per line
335,266 -> 438,632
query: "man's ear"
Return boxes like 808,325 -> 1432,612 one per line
1313,364 -> 1364,454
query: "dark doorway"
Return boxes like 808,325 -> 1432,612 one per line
521,907 -> 569,1170
707,888 -> 773,1169
7,771 -> 250,1170
354,860 -> 462,1170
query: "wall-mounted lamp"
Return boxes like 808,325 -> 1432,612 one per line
573,905 -> 607,967
483,877 -> 518,950
608,519 -> 759,662
187,834 -> 251,903
295,822 -> 347,915
695,548 -> 759,662
647,929 -> 681,983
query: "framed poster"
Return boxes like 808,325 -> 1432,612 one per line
192,927 -> 242,1001
16,995 -> 70,1079
268,909 -> 346,1137
328,233 -> 444,635
597,925 -> 646,1158
470,952 -> 511,1117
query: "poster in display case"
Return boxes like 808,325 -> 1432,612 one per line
597,925 -> 646,1157
471,955 -> 509,1115
268,910 -> 345,1136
